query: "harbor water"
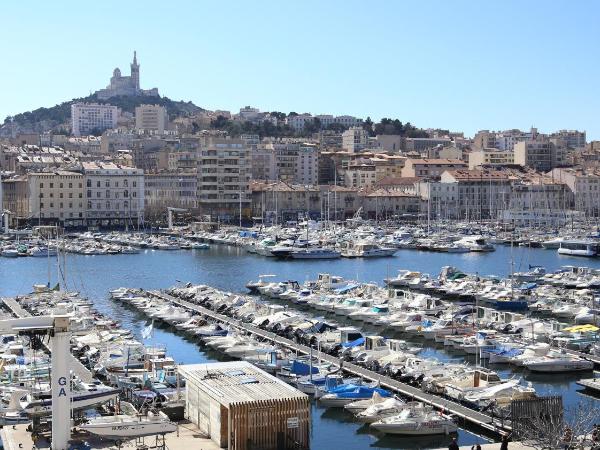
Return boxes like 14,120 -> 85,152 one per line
2,244 -> 600,449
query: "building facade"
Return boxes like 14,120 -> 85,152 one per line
135,104 -> 168,133
27,171 -> 85,226
71,103 -> 118,137
83,162 -> 144,227
197,138 -> 251,221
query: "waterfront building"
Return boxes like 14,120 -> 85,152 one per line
360,189 -> 421,220
71,103 -> 118,137
550,167 -> 600,217
1,175 -> 28,227
144,171 -> 198,214
250,145 -> 276,181
95,51 -> 159,100
179,361 -> 309,450
135,104 -> 168,133
27,171 -> 85,227
251,181 -> 321,223
401,158 -> 467,179
82,162 -> 144,227
197,137 -> 251,221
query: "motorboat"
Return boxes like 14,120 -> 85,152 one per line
522,350 -> 594,372
371,404 -> 458,435
354,397 -> 407,423
80,405 -> 177,439
558,240 -> 598,257
290,248 -> 341,259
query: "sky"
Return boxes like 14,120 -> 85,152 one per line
1,0 -> 599,139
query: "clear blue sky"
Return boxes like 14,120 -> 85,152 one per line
2,1 -> 599,139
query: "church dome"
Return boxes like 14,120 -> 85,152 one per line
113,67 -> 121,77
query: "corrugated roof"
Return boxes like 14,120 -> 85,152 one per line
178,361 -> 308,406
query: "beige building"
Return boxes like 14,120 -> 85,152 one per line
197,138 -> 251,221
342,127 -> 368,152
360,189 -> 421,220
343,163 -> 377,188
514,139 -> 557,171
468,149 -> 515,169
83,162 -> 145,227
251,181 -> 321,224
550,167 -> 600,217
27,171 -> 85,226
1,175 -> 29,226
135,104 -> 168,133
401,158 -> 467,179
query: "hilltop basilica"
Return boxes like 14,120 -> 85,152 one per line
95,51 -> 159,100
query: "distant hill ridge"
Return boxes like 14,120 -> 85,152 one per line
1,94 -> 205,136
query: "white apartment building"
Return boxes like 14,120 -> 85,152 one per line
342,127 -> 368,152
83,162 -> 144,226
27,171 -> 85,226
286,114 -> 314,132
250,145 -> 276,181
295,144 -> 318,185
71,103 -> 118,137
197,138 -> 251,221
135,104 -> 168,133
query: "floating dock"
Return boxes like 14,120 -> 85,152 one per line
145,290 -> 511,436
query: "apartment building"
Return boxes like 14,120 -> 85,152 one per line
1,175 -> 28,226
342,127 -> 368,152
27,171 -> 86,226
135,104 -> 168,133
71,103 -> 118,137
468,149 -> 515,169
250,181 -> 321,224
550,167 -> 600,217
343,163 -> 377,189
250,145 -> 276,181
295,144 -> 319,185
144,172 -> 198,212
360,190 -> 421,220
404,137 -> 452,152
83,162 -> 145,226
513,139 -> 563,171
197,138 -> 251,221
401,158 -> 467,179
550,130 -> 586,149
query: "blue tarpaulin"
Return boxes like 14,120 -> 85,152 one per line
334,284 -> 360,294
342,337 -> 365,348
290,360 -> 319,376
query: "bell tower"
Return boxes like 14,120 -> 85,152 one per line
130,51 -> 140,91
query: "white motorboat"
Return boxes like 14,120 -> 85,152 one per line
557,240 -> 598,257
522,349 -> 594,372
355,397 -> 407,423
371,404 -> 458,435
290,248 -> 341,259
80,410 -> 177,439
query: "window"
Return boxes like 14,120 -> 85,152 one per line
106,190 -> 110,198
59,203 -> 63,209
59,193 -> 63,199
69,183 -> 72,188
69,193 -> 73,198
50,202 -> 54,208
79,193 -> 82,198
96,181 -> 101,187
40,183 -> 44,188
50,183 -> 54,188
87,201 -> 92,209
39,193 -> 44,198
106,201 -> 110,209
59,183 -> 63,188
40,202 -> 44,208
105,180 -> 110,187
87,180 -> 91,187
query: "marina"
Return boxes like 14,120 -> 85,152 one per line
2,236 -> 600,449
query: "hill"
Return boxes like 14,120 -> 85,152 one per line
1,94 -> 204,137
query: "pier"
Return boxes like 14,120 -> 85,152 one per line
144,290 -> 511,436
1,297 -> 94,382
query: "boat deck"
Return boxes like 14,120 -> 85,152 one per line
147,290 -> 511,436
1,297 -> 94,382
576,377 -> 600,393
